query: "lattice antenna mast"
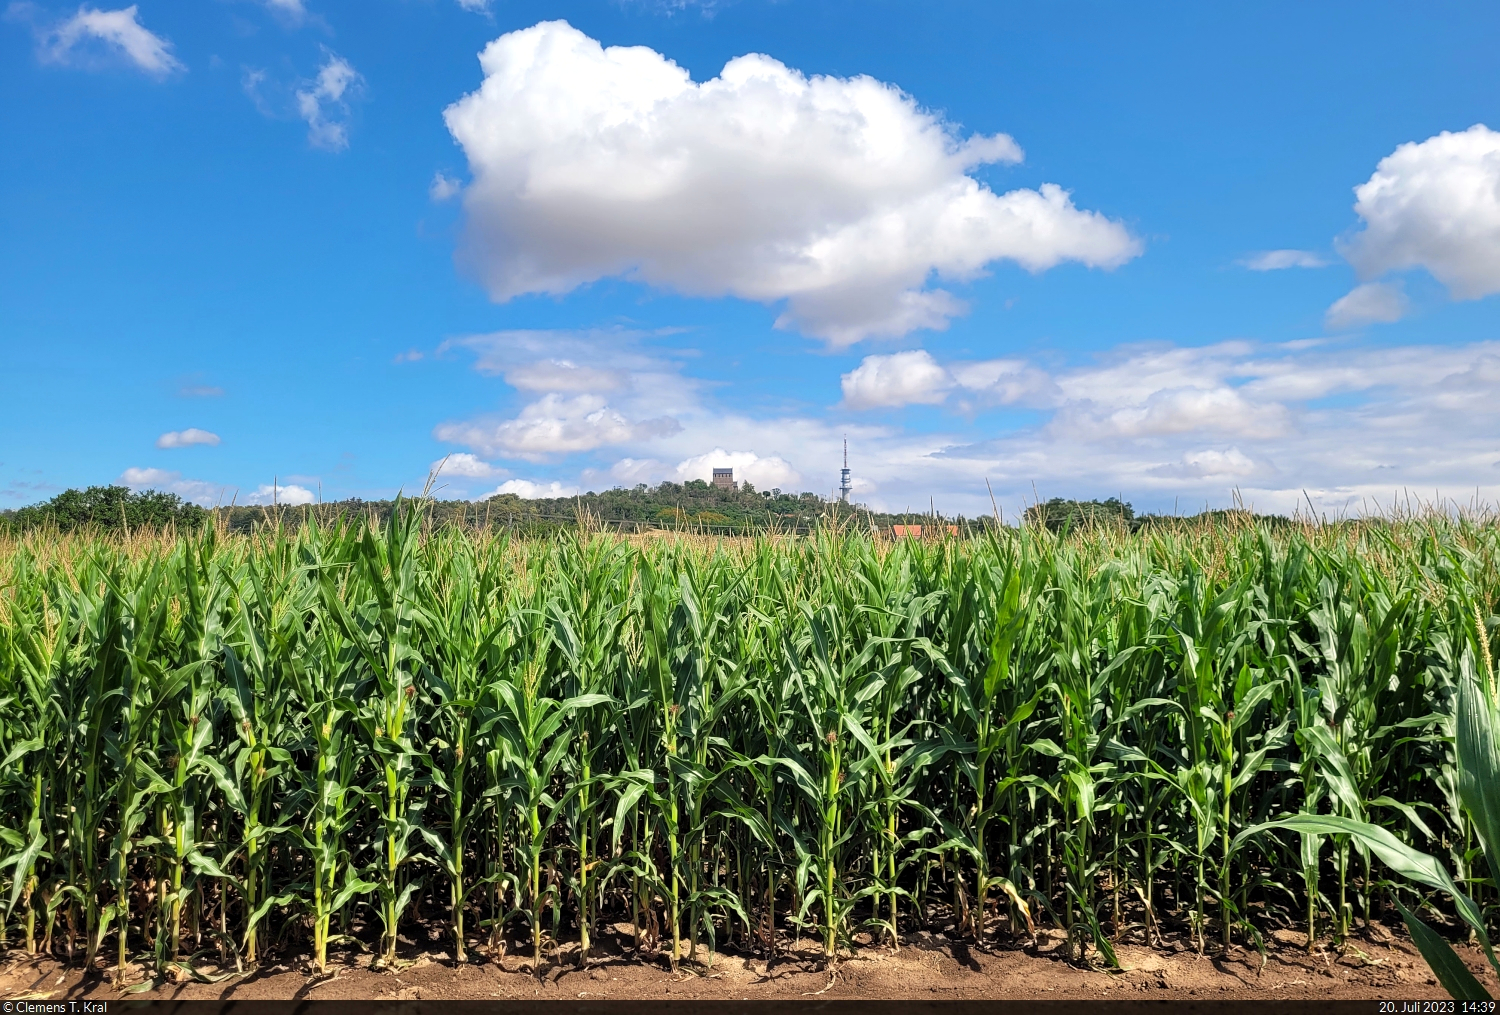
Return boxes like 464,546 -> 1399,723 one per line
839,436 -> 853,503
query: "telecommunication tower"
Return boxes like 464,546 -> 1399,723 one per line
839,436 -> 852,503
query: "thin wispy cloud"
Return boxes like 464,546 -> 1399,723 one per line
156,428 -> 221,449
618,0 -> 736,16
1325,281 -> 1408,331
296,50 -> 361,150
261,0 -> 305,22
1239,249 -> 1328,271
456,333 -> 1500,517
429,171 -> 462,201
178,383 -> 224,398
10,3 -> 184,76
243,49 -> 363,150
812,338 -> 1500,516
434,329 -> 695,462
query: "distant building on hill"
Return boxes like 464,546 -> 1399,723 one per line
712,468 -> 737,491
839,437 -> 852,503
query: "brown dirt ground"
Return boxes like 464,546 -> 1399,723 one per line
3,924 -> 1497,1002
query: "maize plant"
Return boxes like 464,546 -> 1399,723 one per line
0,506 -> 1497,985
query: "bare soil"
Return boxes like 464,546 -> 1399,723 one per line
3,924 -> 1497,1002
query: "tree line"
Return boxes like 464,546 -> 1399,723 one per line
1,484 -> 1289,537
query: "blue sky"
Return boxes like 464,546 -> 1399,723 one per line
3,0 -> 1499,518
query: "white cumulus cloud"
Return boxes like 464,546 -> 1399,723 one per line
607,458 -> 664,484
443,20 -> 1140,346
245,482 -> 315,506
430,453 -> 504,479
1239,249 -> 1328,270
435,393 -> 680,460
840,350 -> 952,409
1341,124 -> 1500,301
674,448 -> 800,489
296,51 -> 361,150
116,467 -> 223,505
1150,447 -> 1264,480
483,479 -> 580,499
156,428 -> 220,449
27,4 -> 183,76
118,466 -> 175,487
1326,281 -> 1408,331
841,350 -> 1056,411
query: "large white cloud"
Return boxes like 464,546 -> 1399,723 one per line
443,21 -> 1140,346
840,351 -> 952,409
116,467 -> 222,505
482,478 -> 580,499
674,448 -> 801,490
1341,124 -> 1500,301
27,4 -> 183,76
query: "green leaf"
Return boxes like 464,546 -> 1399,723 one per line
5,830 -> 45,915
1456,658 -> 1500,890
1235,812 -> 1490,955
1,738 -> 44,769
1395,900 -> 1492,1001
186,850 -> 235,881
332,877 -> 379,912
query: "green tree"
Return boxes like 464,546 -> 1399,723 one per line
1,485 -> 207,534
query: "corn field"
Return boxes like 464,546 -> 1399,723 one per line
1,507 -> 1497,986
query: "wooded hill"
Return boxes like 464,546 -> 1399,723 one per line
1,484 -> 1290,536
